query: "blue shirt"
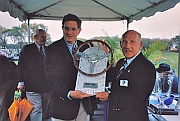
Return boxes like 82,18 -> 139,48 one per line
124,51 -> 141,69
64,38 -> 78,55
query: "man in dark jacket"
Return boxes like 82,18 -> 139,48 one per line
156,63 -> 178,94
45,13 -> 97,121
96,30 -> 156,121
17,29 -> 51,121
0,53 -> 18,121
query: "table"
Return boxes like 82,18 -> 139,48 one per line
149,95 -> 180,121
162,114 -> 180,121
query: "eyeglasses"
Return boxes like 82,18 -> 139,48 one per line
63,26 -> 79,31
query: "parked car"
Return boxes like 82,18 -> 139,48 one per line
0,49 -> 13,58
0,49 -> 19,60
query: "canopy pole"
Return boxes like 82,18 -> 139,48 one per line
175,29 -> 180,111
28,19 -> 30,43
127,19 -> 130,30
178,29 -> 180,94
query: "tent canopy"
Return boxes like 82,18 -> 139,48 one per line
0,0 -> 179,22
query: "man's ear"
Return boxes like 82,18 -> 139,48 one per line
78,28 -> 82,34
140,41 -> 143,48
120,41 -> 122,48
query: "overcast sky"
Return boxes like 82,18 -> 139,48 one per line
0,2 -> 179,41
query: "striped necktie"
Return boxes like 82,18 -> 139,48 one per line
72,44 -> 77,55
40,46 -> 44,56
116,60 -> 127,80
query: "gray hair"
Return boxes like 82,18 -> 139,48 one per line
34,29 -> 45,38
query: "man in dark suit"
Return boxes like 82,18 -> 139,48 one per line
17,29 -> 51,121
45,14 -> 97,121
0,53 -> 18,121
96,30 -> 156,121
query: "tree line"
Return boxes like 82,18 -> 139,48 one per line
0,23 -> 51,54
0,23 -> 179,66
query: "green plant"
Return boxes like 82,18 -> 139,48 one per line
142,40 -> 168,66
104,36 -> 124,66
142,40 -> 167,57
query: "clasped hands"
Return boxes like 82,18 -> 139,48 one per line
70,90 -> 109,101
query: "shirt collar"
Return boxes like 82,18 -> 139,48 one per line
64,38 -> 78,55
64,38 -> 77,46
126,51 -> 141,66
35,42 -> 42,50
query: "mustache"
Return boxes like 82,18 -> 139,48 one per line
123,49 -> 132,52
40,40 -> 46,43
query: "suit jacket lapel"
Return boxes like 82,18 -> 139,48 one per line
117,53 -> 143,80
125,52 -> 143,71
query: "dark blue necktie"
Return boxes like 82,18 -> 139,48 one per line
40,46 -> 44,56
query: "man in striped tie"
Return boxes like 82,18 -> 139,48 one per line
17,29 -> 51,121
96,30 -> 156,121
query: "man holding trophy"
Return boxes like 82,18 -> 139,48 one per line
45,14 -> 97,121
96,30 -> 156,121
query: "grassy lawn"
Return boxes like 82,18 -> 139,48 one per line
162,51 -> 179,75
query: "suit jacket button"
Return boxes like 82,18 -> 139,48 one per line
113,108 -> 120,111
59,97 -> 64,100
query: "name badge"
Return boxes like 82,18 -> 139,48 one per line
120,80 -> 128,87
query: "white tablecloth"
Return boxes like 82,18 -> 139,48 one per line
162,114 -> 180,121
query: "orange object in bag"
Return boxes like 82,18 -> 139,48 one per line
8,98 -> 33,121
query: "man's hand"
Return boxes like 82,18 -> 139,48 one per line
17,85 -> 25,92
96,92 -> 109,102
70,90 -> 93,99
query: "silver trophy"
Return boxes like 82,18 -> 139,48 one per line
73,40 -> 113,95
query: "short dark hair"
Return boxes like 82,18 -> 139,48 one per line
62,13 -> 82,28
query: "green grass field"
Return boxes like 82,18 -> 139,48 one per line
162,51 -> 179,75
